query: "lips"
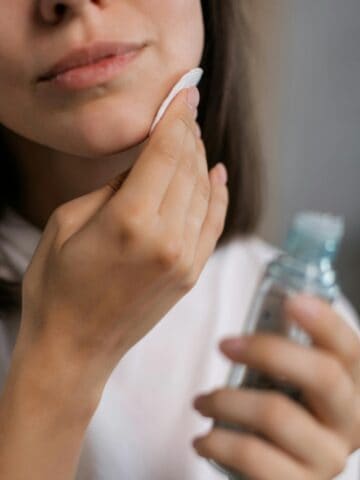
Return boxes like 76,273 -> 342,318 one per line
38,41 -> 146,82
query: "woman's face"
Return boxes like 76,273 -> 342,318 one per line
0,1 -> 204,157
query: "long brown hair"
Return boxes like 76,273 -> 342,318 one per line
0,0 -> 264,314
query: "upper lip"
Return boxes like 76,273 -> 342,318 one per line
38,40 -> 146,82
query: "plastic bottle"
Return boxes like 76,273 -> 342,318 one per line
209,211 -> 345,479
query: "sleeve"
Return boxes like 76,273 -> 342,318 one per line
332,293 -> 360,480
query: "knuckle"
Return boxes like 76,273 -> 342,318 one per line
240,435 -> 262,466
154,137 -> 179,167
179,266 -> 197,291
225,441 -> 242,466
200,429 -> 218,455
317,356 -> 344,394
120,217 -> 143,245
210,389 -> 226,411
187,212 -> 203,232
197,176 -> 211,201
122,200 -> 145,223
155,238 -> 183,269
331,443 -> 349,475
259,393 -> 291,429
180,152 -> 197,177
105,203 -> 145,246
177,113 -> 195,136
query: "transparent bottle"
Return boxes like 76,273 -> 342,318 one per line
209,211 -> 345,479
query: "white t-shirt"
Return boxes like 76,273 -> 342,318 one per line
0,205 -> 359,480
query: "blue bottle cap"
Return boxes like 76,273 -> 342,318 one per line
284,211 -> 345,263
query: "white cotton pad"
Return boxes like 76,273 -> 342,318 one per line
149,67 -> 204,136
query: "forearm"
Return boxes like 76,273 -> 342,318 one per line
0,336 -> 103,480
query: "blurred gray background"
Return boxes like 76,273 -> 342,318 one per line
256,1 -> 360,313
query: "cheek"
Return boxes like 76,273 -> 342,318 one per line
0,0 -> 205,158
0,6 -> 36,128
0,55 -> 37,142
152,0 -> 204,65
0,1 -> 33,85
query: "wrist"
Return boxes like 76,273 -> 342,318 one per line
6,331 -> 104,427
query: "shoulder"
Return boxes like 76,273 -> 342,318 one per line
215,233 -> 280,271
200,234 -> 281,318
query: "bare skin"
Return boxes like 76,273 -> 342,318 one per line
0,85 -> 229,479
0,2 -> 228,479
0,0 -> 205,230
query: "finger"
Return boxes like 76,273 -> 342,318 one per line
284,294 -> 360,381
190,164 -> 229,280
193,427 -> 311,480
159,134 -> 210,256
219,333 -> 355,429
158,126 -> 203,228
178,161 -> 216,278
193,387 -> 349,474
106,87 -> 200,215
183,155 -> 216,264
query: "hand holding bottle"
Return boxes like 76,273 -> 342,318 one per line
192,212 -> 360,480
192,293 -> 360,479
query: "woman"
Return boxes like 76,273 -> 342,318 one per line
0,1 -> 359,479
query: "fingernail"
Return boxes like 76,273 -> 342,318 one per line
215,163 -> 228,184
220,337 -> 248,353
187,87 -> 200,110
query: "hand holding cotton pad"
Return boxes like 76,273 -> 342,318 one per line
107,67 -> 204,192
149,67 -> 204,135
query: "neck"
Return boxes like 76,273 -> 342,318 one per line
0,127 -> 149,231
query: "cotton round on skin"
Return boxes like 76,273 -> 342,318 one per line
149,67 -> 204,135
109,67 -> 204,191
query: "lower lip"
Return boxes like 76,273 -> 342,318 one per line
42,48 -> 143,91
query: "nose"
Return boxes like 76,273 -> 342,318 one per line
39,0 -> 107,24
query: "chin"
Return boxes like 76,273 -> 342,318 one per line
53,107 -> 152,158
105,128 -> 149,156
66,129 -> 149,158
